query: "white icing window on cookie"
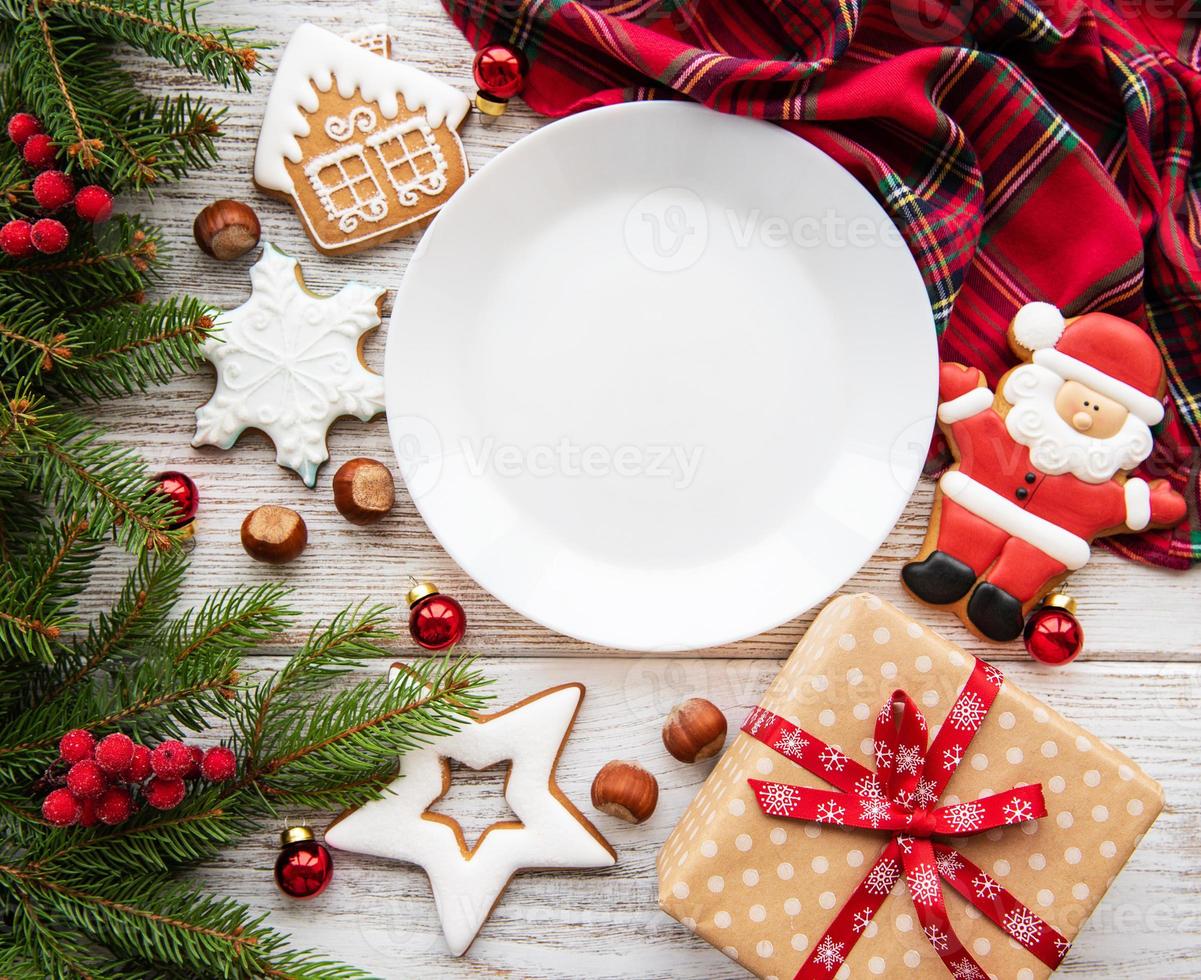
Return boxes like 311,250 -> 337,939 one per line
367,118 -> 448,207
304,143 -> 388,233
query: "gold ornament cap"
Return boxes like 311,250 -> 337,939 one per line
406,580 -> 440,607
280,825 -> 315,847
474,92 -> 509,116
1042,592 -> 1077,614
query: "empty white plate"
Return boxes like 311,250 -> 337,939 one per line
386,102 -> 936,651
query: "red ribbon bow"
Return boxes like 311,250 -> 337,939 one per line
743,659 -> 1070,979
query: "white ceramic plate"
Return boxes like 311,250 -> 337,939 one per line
386,102 -> 936,651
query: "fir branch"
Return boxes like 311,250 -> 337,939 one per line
0,319 -> 72,376
32,6 -> 103,169
47,296 -> 215,401
38,548 -> 186,700
248,654 -> 491,809
0,220 -> 158,311
41,0 -> 259,90
163,581 -> 294,666
0,515 -> 97,663
19,406 -> 179,550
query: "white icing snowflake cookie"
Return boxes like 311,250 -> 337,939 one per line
254,22 -> 471,255
325,677 -> 616,956
192,243 -> 386,486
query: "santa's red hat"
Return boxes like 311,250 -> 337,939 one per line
1010,302 -> 1166,425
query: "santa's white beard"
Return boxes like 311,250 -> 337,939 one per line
1002,364 -> 1153,484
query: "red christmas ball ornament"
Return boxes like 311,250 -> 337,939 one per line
74,184 -> 114,223
42,787 -> 82,826
32,169 -> 75,210
1023,593 -> 1084,666
201,745 -> 237,782
97,785 -> 135,825
22,132 -> 57,168
0,219 -> 34,258
30,218 -> 68,254
406,580 -> 467,650
58,728 -> 95,763
127,742 -> 153,782
150,471 -> 199,530
66,759 -> 107,799
274,826 -> 333,898
7,112 -> 42,147
144,775 -> 186,810
94,732 -> 135,775
472,43 -> 526,116
150,739 -> 193,778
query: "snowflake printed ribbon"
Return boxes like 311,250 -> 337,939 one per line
743,659 -> 1070,979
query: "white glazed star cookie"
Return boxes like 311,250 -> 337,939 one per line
325,676 -> 616,955
192,243 -> 386,486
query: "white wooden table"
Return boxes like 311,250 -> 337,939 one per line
107,3 -> 1201,975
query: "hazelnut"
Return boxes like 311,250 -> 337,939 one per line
240,505 -> 307,563
662,698 -> 727,763
590,760 -> 658,824
193,199 -> 261,261
333,457 -> 395,525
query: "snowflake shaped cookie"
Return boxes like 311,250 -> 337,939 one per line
193,244 -> 386,485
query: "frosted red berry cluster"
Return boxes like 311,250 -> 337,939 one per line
40,729 -> 238,828
0,111 -> 114,259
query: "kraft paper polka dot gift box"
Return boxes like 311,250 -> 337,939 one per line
657,593 -> 1163,980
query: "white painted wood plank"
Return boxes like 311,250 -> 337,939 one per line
196,656 -> 1201,979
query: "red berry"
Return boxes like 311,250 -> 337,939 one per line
66,759 -> 107,799
74,184 -> 113,223
32,169 -> 74,210
143,776 -> 186,810
200,745 -> 237,782
78,797 -> 99,827
1,219 -> 35,258
22,132 -> 56,169
150,739 -> 192,778
127,742 -> 153,782
30,218 -> 68,254
95,732 -> 135,775
97,786 -> 135,825
42,788 -> 82,826
58,729 -> 95,763
7,112 -> 42,147
184,745 -> 204,779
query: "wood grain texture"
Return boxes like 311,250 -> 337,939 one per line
95,3 -> 1201,976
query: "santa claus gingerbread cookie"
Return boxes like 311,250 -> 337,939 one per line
254,23 -> 470,255
903,302 -> 1186,642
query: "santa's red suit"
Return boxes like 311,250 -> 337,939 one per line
932,309 -> 1185,604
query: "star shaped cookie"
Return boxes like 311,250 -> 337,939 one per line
192,243 -> 386,486
325,679 -> 616,955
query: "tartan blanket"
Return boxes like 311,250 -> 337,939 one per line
444,0 -> 1201,567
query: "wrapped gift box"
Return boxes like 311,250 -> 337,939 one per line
658,593 -> 1163,979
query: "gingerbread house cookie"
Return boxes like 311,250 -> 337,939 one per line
254,23 -> 471,255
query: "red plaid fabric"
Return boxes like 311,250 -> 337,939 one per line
445,0 -> 1201,567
